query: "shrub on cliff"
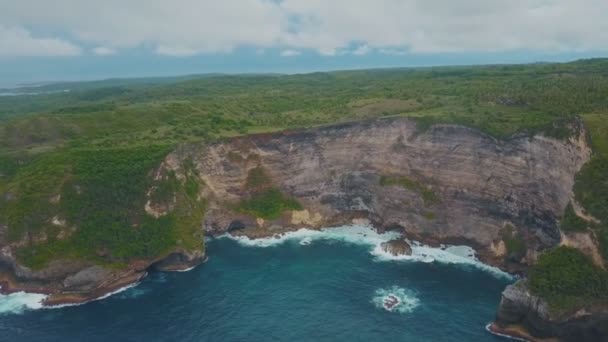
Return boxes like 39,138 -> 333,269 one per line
237,188 -> 302,220
560,203 -> 591,232
529,246 -> 608,312
10,145 -> 205,269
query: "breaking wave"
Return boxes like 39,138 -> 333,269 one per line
0,291 -> 46,315
372,286 -> 420,314
221,225 -> 512,279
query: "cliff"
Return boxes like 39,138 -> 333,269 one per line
1,117 -> 601,337
490,281 -> 608,342
168,118 -> 589,261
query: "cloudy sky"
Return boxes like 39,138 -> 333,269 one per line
0,0 -> 606,86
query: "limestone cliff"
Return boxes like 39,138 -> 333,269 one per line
167,117 -> 589,261
0,117 -> 598,335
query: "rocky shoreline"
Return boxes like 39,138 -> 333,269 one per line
487,322 -> 554,342
1,222 -> 505,307
491,281 -> 608,342
0,249 -> 206,307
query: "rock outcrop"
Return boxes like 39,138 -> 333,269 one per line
380,239 -> 412,256
0,247 -> 204,305
492,281 -> 608,342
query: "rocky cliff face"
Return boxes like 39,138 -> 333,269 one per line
491,281 -> 608,342
0,246 -> 204,306
164,117 -> 597,340
0,117 -> 596,334
168,118 -> 589,260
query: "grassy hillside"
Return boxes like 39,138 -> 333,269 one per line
1,59 -> 608,271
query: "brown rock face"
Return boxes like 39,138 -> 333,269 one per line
0,248 -> 205,305
151,249 -> 206,272
169,117 -> 589,253
494,281 -> 608,342
381,239 -> 412,256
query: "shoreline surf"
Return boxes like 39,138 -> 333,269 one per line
0,225 -> 513,316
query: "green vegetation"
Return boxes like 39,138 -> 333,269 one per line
3,145 -> 204,269
422,211 -> 436,220
560,202 -> 591,232
4,59 -> 608,156
2,58 -> 608,276
236,166 -> 302,219
500,225 -> 527,260
245,166 -> 272,190
379,175 -> 439,205
529,247 -> 608,312
574,114 -> 608,260
237,188 -> 302,220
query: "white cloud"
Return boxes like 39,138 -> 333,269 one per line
352,44 -> 371,56
317,47 -> 337,56
92,46 -> 116,55
280,49 -> 301,57
0,0 -> 607,57
0,26 -> 81,57
378,48 -> 408,56
156,45 -> 201,57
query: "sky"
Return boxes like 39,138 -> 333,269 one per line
0,0 -> 607,86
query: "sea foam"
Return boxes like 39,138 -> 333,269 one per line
372,285 -> 420,314
485,323 -> 530,341
0,279 -> 143,315
47,281 -> 142,309
222,225 -> 512,279
0,291 -> 47,315
222,225 -> 401,248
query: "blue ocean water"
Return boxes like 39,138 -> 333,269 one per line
0,227 -> 512,341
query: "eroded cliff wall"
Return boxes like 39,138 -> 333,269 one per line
167,118 -> 590,258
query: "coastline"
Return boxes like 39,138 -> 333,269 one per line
1,224 -> 511,310
486,322 -> 558,342
0,251 -> 206,308
224,223 -> 515,275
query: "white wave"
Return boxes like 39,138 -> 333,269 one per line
221,225 -> 401,248
117,287 -> 150,300
222,225 -> 512,279
0,275 -> 144,314
299,237 -> 312,245
46,281 -> 141,309
0,291 -> 47,315
175,265 -> 197,272
372,242 -> 512,279
485,323 -> 530,341
372,286 -> 420,314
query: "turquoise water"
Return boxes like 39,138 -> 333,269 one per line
0,227 -> 512,341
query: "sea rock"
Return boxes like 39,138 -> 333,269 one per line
380,239 -> 412,256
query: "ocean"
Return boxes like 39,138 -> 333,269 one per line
0,226 -> 513,341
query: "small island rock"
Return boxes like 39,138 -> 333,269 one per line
381,239 -> 412,256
